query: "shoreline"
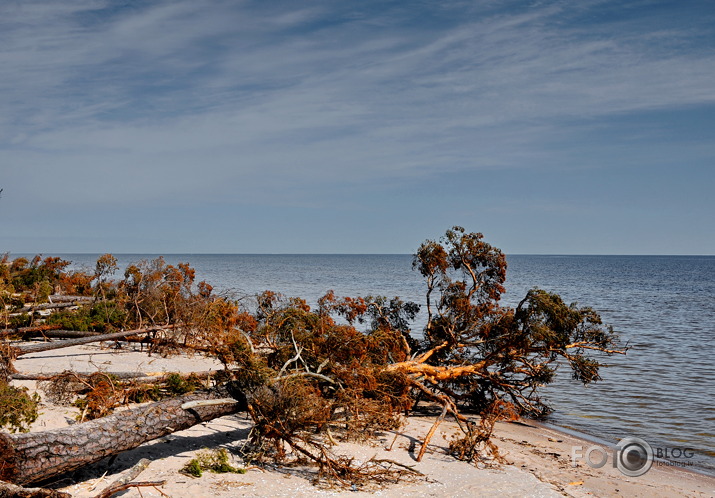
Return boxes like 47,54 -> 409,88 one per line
11,344 -> 715,497
491,418 -> 715,497
536,419 -> 715,479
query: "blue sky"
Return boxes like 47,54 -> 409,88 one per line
1,0 -> 714,254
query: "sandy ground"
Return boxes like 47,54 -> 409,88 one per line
9,343 -> 715,498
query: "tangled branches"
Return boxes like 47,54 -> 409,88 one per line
0,226 -> 626,491
39,371 -> 208,421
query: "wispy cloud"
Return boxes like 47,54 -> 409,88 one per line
1,0 -> 714,252
4,1 -> 713,140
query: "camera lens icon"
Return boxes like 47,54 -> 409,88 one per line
616,437 -> 653,477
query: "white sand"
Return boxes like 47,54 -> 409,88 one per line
10,343 -> 715,497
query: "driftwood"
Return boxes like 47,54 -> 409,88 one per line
0,386 -> 246,486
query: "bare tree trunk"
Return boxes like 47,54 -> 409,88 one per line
32,330 -> 101,340
8,330 -> 102,341
0,325 -> 64,339
10,303 -> 82,315
46,296 -> 93,304
0,387 -> 246,486
14,326 -> 176,357
10,370 -> 215,382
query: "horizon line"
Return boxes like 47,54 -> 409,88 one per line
7,252 -> 715,257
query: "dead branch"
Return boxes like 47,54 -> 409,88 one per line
272,371 -> 336,385
385,359 -> 490,383
92,458 -> 163,498
96,480 -> 166,498
561,343 -> 627,354
416,403 -> 447,462
0,480 -> 71,497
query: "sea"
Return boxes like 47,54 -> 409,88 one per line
35,253 -> 715,475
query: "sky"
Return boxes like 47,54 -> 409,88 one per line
1,0 -> 714,255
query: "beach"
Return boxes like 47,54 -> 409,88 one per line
11,343 -> 715,498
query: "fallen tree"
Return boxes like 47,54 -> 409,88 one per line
11,370 -> 216,382
12,326 -> 178,357
7,331 -> 102,343
0,227 -> 626,494
0,386 -> 246,486
222,227 -> 625,467
0,326 -> 179,384
0,325 -> 64,339
11,303 -> 82,315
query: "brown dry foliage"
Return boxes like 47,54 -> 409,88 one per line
40,371 -> 207,421
1,227 -> 625,488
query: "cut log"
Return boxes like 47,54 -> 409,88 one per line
0,386 -> 247,486
14,326 -> 177,357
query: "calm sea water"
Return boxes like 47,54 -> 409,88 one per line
52,253 -> 715,474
